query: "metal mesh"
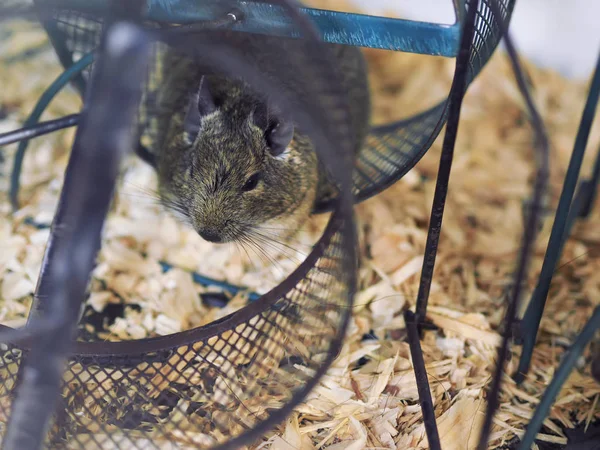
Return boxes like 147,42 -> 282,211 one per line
1,3 -> 359,448
0,1 -> 515,448
4,1 -> 600,449
29,0 -> 515,211
320,0 -> 515,209
0,213 -> 352,449
53,10 -> 102,64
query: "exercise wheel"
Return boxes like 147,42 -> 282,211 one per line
0,1 -> 517,449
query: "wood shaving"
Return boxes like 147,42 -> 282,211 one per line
2,2 -> 600,449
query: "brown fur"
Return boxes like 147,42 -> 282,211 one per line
151,35 -> 370,244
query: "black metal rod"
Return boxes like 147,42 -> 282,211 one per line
476,1 -> 550,448
414,0 -> 480,327
559,183 -> 587,254
579,143 -> 600,218
2,22 -> 150,450
516,48 -> 600,383
0,317 -> 66,346
405,310 -> 442,450
0,113 -> 157,168
518,306 -> 600,450
0,114 -> 79,147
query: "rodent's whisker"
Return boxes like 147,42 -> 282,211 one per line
246,223 -> 315,239
247,230 -> 302,257
254,227 -> 312,248
249,231 -> 307,261
162,199 -> 187,215
235,241 -> 258,272
239,236 -> 275,273
117,194 -> 166,211
161,199 -> 192,226
252,225 -> 312,234
117,192 -> 161,202
121,181 -> 162,199
251,242 -> 301,276
251,229 -> 314,250
118,188 -> 160,199
241,233 -> 291,276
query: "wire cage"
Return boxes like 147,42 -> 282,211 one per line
6,0 -> 513,213
1,0 -> 600,449
2,2 -> 363,448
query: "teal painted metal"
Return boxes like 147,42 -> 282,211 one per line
9,0 -> 514,304
146,0 -> 462,56
42,0 -> 463,56
17,0 -> 512,213
18,0 -> 512,212
9,52 -> 94,211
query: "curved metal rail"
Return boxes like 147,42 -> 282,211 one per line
1,2 -> 360,449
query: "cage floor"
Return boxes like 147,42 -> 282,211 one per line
2,4 -> 600,449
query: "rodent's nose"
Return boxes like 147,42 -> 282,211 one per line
198,229 -> 223,243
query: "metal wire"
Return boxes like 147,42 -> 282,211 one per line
2,0 -> 564,448
2,20 -> 150,450
579,143 -> 600,218
0,114 -> 79,147
0,317 -> 68,346
157,10 -> 241,33
23,0 -> 515,214
414,0 -> 481,328
476,1 -> 550,447
518,306 -> 600,450
2,3 -> 359,449
517,48 -> 600,382
8,51 -> 94,211
405,310 -> 441,450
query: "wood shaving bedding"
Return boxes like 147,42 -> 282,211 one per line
2,3 -> 600,448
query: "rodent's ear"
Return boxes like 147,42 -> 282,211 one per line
252,103 -> 269,131
184,76 -> 216,141
266,119 -> 294,157
197,76 -> 216,116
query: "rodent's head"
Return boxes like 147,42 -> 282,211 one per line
158,76 -> 318,244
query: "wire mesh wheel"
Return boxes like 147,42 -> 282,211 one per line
5,0 -> 515,213
0,2 -> 360,449
7,1 -> 599,450
0,1 -> 521,448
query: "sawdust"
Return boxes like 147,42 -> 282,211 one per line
1,3 -> 600,449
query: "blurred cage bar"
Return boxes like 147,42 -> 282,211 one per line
0,1 -> 516,449
1,1 -> 364,449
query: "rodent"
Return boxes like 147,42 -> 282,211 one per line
150,31 -> 370,244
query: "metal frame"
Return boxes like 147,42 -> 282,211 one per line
42,0 -> 465,55
3,0 -> 600,449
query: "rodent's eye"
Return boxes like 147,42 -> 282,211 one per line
242,172 -> 261,192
